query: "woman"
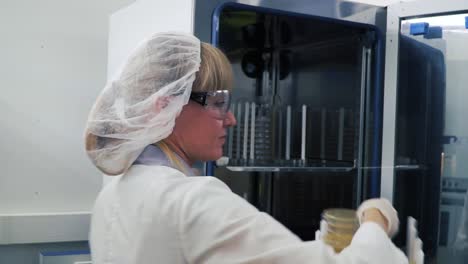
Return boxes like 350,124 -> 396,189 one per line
84,32 -> 407,263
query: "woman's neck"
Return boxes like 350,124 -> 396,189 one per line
160,139 -> 193,167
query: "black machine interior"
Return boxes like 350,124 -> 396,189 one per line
213,4 -> 381,241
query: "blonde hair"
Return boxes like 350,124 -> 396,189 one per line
85,42 -> 233,175
192,42 -> 233,93
156,141 -> 189,174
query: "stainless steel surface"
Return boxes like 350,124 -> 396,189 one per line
394,165 -> 422,170
226,157 -> 357,172
388,0 -> 468,18
357,46 -> 370,206
381,1 -> 401,204
226,165 -> 355,172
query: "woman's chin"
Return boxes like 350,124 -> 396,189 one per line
198,151 -> 223,162
210,150 -> 224,161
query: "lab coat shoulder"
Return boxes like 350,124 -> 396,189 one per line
90,165 -> 198,263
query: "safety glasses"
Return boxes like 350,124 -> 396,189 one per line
190,90 -> 231,119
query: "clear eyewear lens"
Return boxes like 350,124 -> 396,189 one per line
205,90 -> 231,118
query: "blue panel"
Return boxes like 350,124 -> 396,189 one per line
40,250 -> 90,256
424,26 -> 443,39
465,16 -> 468,29
205,161 -> 215,176
410,22 -> 429,36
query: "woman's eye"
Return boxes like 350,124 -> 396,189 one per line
214,102 -> 226,108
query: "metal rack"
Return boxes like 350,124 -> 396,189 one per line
221,102 -> 357,172
226,160 -> 356,172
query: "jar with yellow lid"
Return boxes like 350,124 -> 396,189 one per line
321,208 -> 359,253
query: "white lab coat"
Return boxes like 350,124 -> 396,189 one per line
90,165 -> 408,264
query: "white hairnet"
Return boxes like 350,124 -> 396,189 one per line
85,32 -> 201,175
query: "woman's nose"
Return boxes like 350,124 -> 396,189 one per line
224,111 -> 237,127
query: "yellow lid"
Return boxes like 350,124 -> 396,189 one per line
322,208 -> 359,233
322,208 -> 357,222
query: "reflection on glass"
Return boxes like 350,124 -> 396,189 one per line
395,13 -> 468,263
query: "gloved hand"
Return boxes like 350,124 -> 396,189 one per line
357,198 -> 399,238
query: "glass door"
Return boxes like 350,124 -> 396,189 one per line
393,13 -> 468,263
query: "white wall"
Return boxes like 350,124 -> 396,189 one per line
0,0 -> 133,242
444,30 -> 468,137
107,0 -> 194,79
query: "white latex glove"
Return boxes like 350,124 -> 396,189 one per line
357,198 -> 399,238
